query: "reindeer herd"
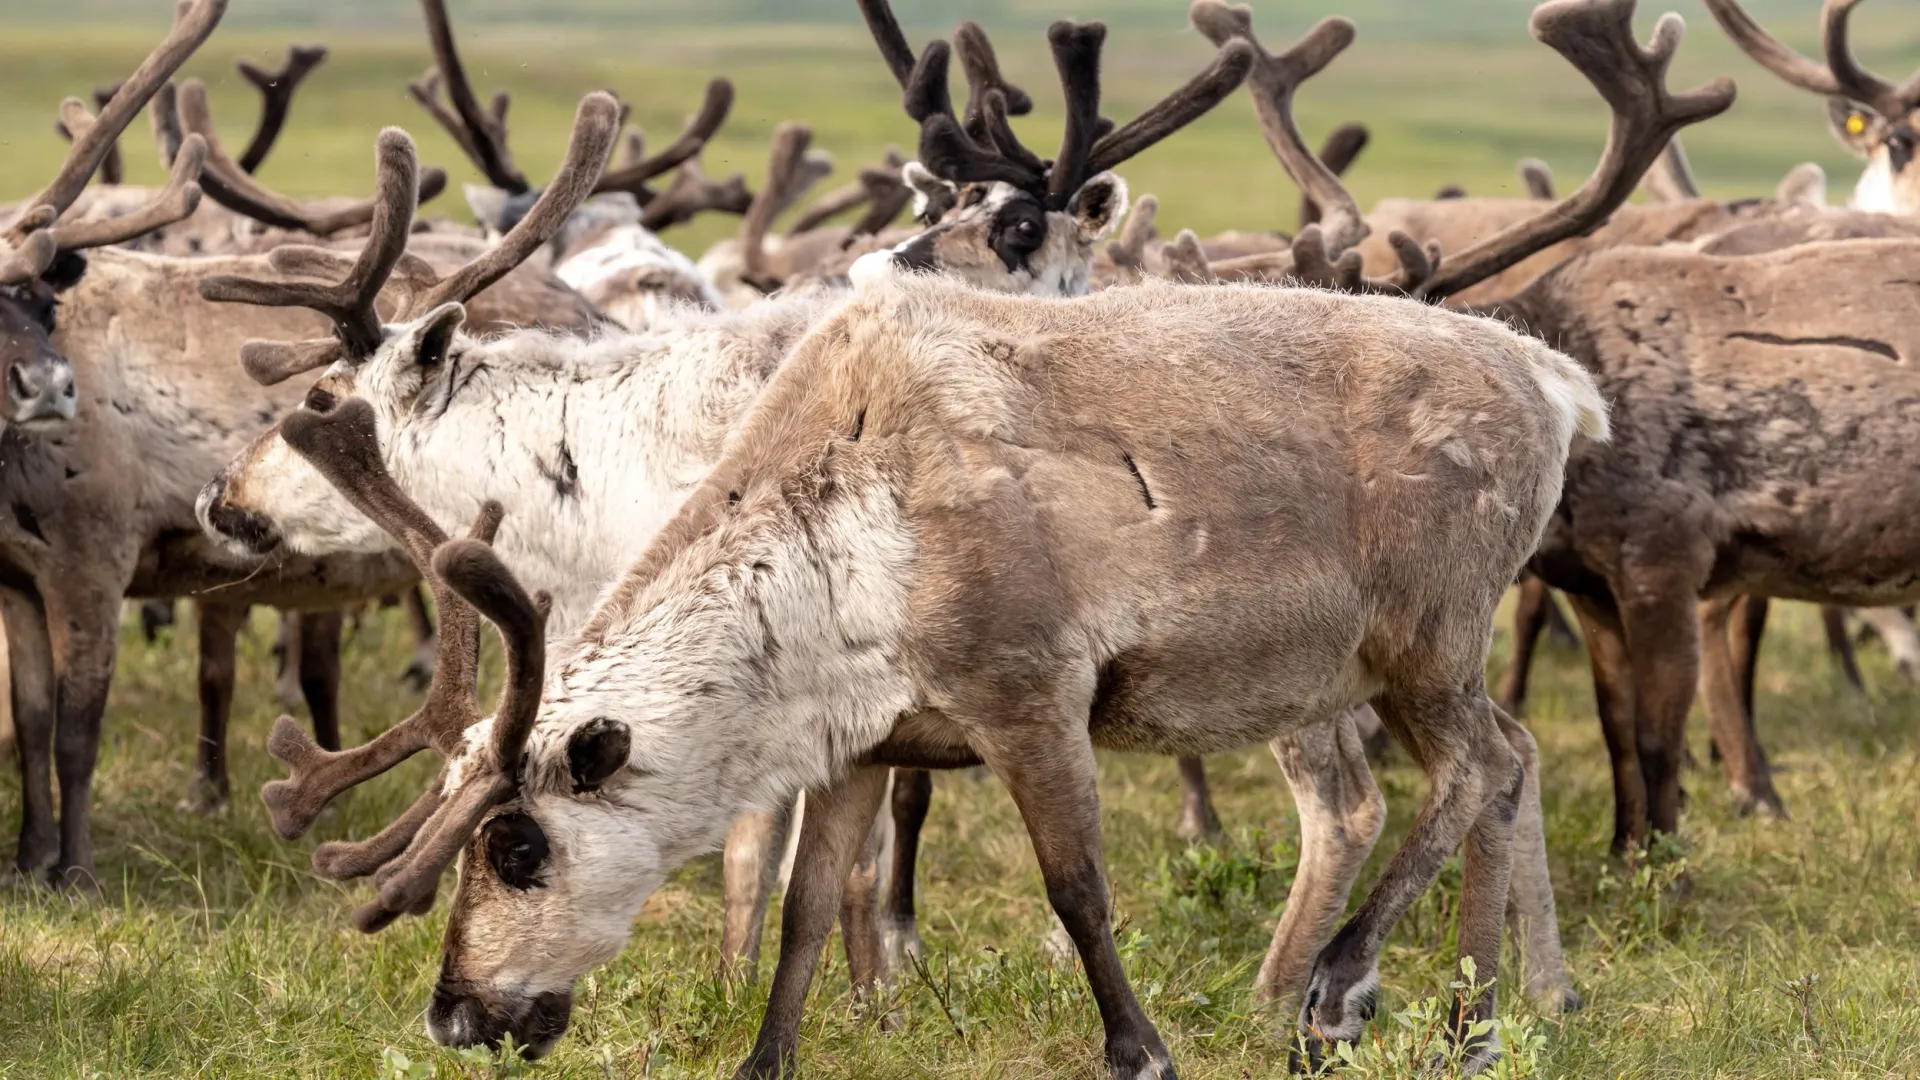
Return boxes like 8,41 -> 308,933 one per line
2,0 -> 1918,1073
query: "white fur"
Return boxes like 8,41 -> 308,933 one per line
552,224 -> 719,330
1850,154 -> 1900,214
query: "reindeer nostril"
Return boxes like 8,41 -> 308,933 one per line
7,363 -> 31,402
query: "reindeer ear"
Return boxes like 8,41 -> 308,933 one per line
1067,172 -> 1128,243
1827,98 -> 1885,158
902,162 -> 959,225
463,183 -> 512,239
402,302 -> 467,371
567,717 -> 631,792
40,251 -> 89,293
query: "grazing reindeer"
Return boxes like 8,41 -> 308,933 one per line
197,1 -> 1263,993
226,5 -> 1691,1073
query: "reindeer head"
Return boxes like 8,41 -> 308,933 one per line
194,95 -> 620,559
842,1 -> 1249,297
0,0 -> 227,435
1706,0 -> 1920,214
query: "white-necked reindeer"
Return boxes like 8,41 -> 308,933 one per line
198,0 -> 1274,994
202,1 -> 1729,1070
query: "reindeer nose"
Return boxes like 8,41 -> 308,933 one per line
8,357 -> 77,427
426,985 -> 572,1060
195,476 -> 283,554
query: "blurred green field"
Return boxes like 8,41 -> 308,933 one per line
0,1 -> 1913,256
5,3 -> 1920,1078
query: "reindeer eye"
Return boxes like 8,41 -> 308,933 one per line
483,812 -> 550,891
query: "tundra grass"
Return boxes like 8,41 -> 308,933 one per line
3,597 -> 1919,1079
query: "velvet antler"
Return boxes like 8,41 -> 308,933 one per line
412,0 -> 527,193
236,44 -> 329,174
1704,0 -> 1920,123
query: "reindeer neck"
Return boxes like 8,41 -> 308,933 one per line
538,476 -> 921,862
378,292 -> 842,632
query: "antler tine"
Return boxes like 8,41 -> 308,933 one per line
1818,0 -> 1908,118
357,539 -> 550,929
639,159 -> 754,232
1638,136 -> 1698,202
954,20 -> 1035,135
740,122 -> 814,285
259,398 -> 498,844
236,44 -> 329,174
174,79 -> 448,238
1106,193 -> 1159,277
1191,3 -> 1365,253
847,165 -> 913,236
409,91 -> 620,316
55,86 -> 128,186
1297,121 -> 1368,229
1159,228 -> 1216,284
1519,158 -> 1556,200
4,0 -> 225,248
1700,0 -> 1838,96
198,128 -> 421,379
416,0 -> 528,193
1703,0 -> 1904,118
857,0 -> 920,89
786,178 -> 873,235
1081,36 -> 1253,183
1414,0 -> 1736,300
1045,21 -> 1109,211
46,133 -> 206,251
595,79 -> 735,194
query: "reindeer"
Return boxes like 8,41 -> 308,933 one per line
195,0 -> 1291,997
0,4 -> 614,885
216,1 -> 1748,1070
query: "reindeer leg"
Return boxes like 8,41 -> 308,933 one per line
1496,573 -> 1550,717
1254,707 -> 1384,1016
1728,594 -> 1769,757
1566,593 -> 1642,857
881,768 -> 932,973
1697,597 -> 1782,818
720,803 -> 794,980
184,601 -> 248,815
733,766 -> 890,1080
1492,706 -> 1578,1014
1174,756 -> 1224,842
1297,691 -> 1520,1071
400,583 -> 437,692
297,609 -> 345,753
4,585 -> 57,875
1615,558 -> 1710,848
1820,606 -> 1864,692
981,720 -> 1173,1079
44,577 -> 124,891
838,774 -> 891,1004
272,609 -> 303,710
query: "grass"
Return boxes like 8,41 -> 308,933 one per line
4,597 -> 1920,1078
4,7 -> 1920,1078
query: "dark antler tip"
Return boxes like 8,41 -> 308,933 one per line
352,900 -> 403,934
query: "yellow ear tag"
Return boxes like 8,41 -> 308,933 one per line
1847,113 -> 1867,135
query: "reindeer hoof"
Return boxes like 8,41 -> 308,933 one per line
1106,1040 -> 1177,1079
52,863 -> 103,896
881,917 -> 923,975
1174,809 -> 1224,845
176,780 -> 231,817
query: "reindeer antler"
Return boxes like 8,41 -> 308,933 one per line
166,79 -> 450,238
637,158 -> 755,231
0,0 -> 226,284
197,92 -> 619,385
1192,3 -> 1365,253
1410,0 -> 1736,299
738,123 -> 833,291
236,44 -> 329,174
863,0 -> 1251,211
268,396 -> 551,933
595,79 -> 737,198
1704,0 -> 1920,124
412,0 -> 527,193
54,85 -> 127,186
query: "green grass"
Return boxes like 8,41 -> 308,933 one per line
5,8 -> 1920,1078
4,598 -> 1920,1078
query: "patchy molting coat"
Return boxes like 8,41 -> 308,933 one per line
422,272 -> 1605,1029
202,292 -> 840,633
